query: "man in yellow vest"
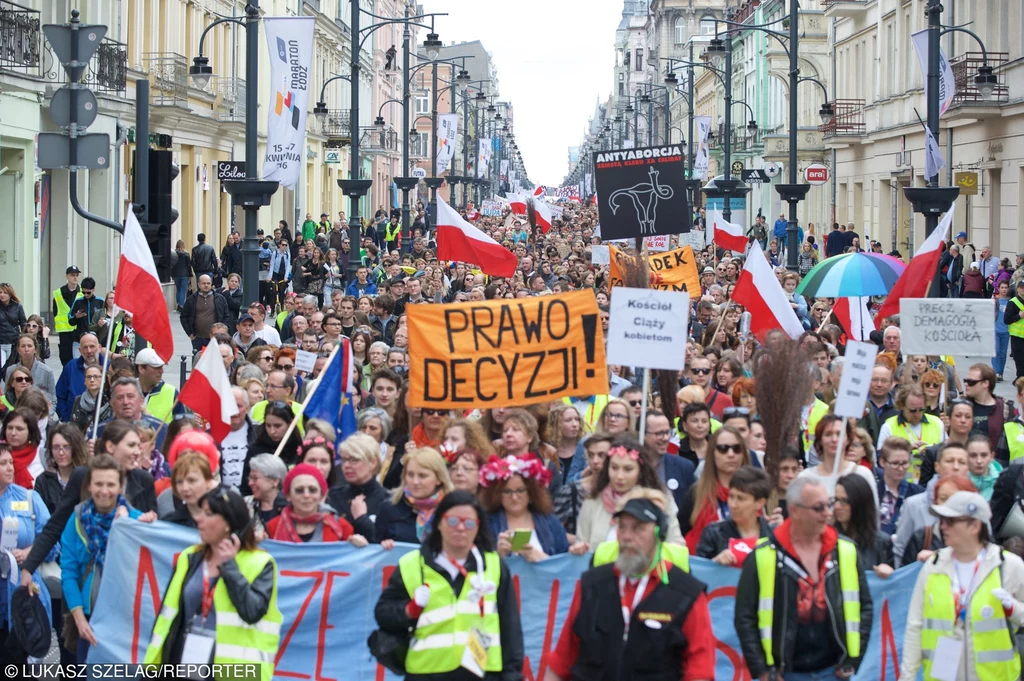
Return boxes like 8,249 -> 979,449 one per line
135,348 -> 184,424
877,384 -> 945,482
996,377 -> 1024,465
735,477 -> 872,681
562,394 -> 611,432
1006,279 -> 1024,382
53,265 -> 83,366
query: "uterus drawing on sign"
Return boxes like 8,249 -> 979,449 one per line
608,166 -> 674,236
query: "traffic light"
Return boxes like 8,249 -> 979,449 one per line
145,149 -> 179,282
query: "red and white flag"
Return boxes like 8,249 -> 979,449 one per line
532,198 -> 553,234
114,206 -> 173,363
731,241 -> 804,342
709,208 -> 749,253
178,336 -> 236,441
532,186 -> 545,199
874,203 -> 955,328
506,192 -> 527,216
832,297 -> 874,341
435,195 -> 518,277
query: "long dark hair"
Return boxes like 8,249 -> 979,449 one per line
201,486 -> 258,552
835,473 -> 878,547
593,433 -> 663,498
424,490 -> 494,554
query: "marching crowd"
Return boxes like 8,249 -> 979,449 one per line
0,197 -> 1023,681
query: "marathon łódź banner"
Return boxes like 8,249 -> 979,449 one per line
90,519 -> 916,681
592,145 -> 690,241
406,290 -> 609,409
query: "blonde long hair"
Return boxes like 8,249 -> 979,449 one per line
390,447 -> 454,504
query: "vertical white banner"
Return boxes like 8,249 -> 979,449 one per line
693,116 -> 712,180
911,29 -> 956,116
436,114 -> 458,173
585,172 -> 592,195
261,17 -> 316,189
623,139 -> 635,149
499,159 -> 508,181
477,138 -> 491,178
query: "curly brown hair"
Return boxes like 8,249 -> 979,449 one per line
480,472 -> 554,516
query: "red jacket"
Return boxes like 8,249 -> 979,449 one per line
265,513 -> 354,542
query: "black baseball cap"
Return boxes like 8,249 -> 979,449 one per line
613,498 -> 666,529
238,313 -> 254,324
66,265 -> 81,274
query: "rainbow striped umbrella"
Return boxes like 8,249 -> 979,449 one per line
794,252 -> 906,298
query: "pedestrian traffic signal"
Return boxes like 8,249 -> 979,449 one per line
146,149 -> 179,282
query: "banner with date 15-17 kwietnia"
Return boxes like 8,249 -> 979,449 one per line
261,17 -> 315,190
406,290 -> 608,409
88,519 -> 917,681
592,145 -> 690,241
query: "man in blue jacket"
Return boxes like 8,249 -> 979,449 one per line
644,410 -> 696,514
55,332 -> 101,422
773,212 -> 789,261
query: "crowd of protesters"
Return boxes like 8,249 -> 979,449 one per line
1,194 -> 1023,680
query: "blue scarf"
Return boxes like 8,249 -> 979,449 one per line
80,495 -> 129,567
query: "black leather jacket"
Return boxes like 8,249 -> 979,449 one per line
695,517 -> 773,559
734,535 -> 873,678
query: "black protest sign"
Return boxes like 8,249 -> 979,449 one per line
592,145 -> 691,241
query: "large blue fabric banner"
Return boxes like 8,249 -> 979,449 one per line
88,519 -> 918,680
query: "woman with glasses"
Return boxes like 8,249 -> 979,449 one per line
0,283 -> 27,362
35,423 -> 88,514
680,426 -> 751,552
373,489 -> 524,679
442,417 -> 494,494
143,486 -> 282,676
273,347 -> 301,392
69,365 -> 109,432
481,454 -> 582,561
243,453 -> 288,539
265,463 -> 367,545
919,367 -> 948,417
798,415 -> 879,506
374,447 -> 453,548
356,407 -> 395,481
595,397 -> 634,436
1,365 -> 33,416
245,346 -> 276,378
832,473 -> 893,578
878,383 -> 946,481
326,433 -> 389,540
900,491 -> 1024,681
843,427 -> 876,469
20,314 -> 50,363
384,404 -> 450,491
4,334 -> 56,407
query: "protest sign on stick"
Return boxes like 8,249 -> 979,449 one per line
900,298 -> 995,356
407,290 -> 608,408
592,145 -> 690,240
609,245 -> 701,295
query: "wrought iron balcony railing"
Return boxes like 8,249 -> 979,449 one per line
209,76 -> 246,122
950,52 -> 1009,106
145,52 -> 189,107
0,1 -> 39,71
320,109 -> 352,138
42,36 -> 127,94
359,126 -> 399,155
820,99 -> 866,138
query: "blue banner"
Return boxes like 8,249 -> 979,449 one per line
88,519 -> 918,681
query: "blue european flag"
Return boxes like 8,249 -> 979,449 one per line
303,342 -> 357,453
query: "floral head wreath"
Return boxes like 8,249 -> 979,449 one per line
296,436 -> 335,459
608,445 -> 641,462
479,454 -> 553,488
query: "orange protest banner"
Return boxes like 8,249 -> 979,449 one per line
609,244 -> 701,294
406,290 -> 609,408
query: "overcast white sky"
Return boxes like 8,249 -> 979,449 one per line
422,0 -> 624,187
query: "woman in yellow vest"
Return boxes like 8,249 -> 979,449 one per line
373,489 -> 524,680
144,486 -> 282,680
900,491 -> 1024,681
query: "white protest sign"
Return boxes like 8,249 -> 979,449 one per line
645,235 -> 671,252
900,298 -> 995,356
834,340 -> 878,418
591,245 -> 610,265
679,231 -> 706,251
607,287 -> 690,370
295,349 -> 318,374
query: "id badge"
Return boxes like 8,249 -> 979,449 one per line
459,627 -> 489,678
929,636 -> 963,681
181,623 -> 216,669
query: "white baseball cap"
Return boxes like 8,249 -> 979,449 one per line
134,348 -> 165,368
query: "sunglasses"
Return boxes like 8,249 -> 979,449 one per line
723,407 -> 750,418
421,409 -> 447,416
259,355 -> 273,362
795,502 -> 830,514
275,363 -> 295,370
443,515 -> 478,530
963,379 -> 983,387
12,376 -> 32,384
291,485 -> 321,495
627,400 -> 643,406
922,382 -> 941,389
715,443 -> 743,454
690,368 -> 711,375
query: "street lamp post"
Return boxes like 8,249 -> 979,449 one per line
190,1 -> 278,308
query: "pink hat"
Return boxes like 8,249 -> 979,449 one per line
167,430 -> 220,474
283,463 -> 327,498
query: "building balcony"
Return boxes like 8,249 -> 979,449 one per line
761,129 -> 826,163
358,125 -> 399,157
820,99 -> 866,141
948,52 -> 1009,109
42,36 -> 127,95
209,76 -> 246,123
320,108 -> 352,142
144,52 -> 189,107
823,0 -> 869,19
0,1 -> 39,72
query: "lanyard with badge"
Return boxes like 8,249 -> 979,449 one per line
618,574 -> 650,641
181,561 -> 217,667
930,555 -> 983,681
440,546 -> 493,679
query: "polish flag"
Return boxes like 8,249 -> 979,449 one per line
533,186 -> 545,198
874,203 -> 955,328
532,198 -> 553,234
709,208 -> 749,253
435,195 -> 518,277
114,206 -> 173,363
178,336 -> 236,441
506,192 -> 527,215
731,241 -> 804,342
832,297 -> 875,341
